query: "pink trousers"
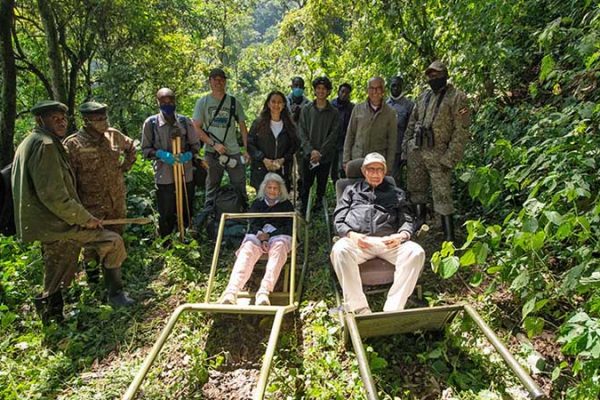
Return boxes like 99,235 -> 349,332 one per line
225,236 -> 291,294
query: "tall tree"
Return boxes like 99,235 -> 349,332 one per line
0,0 -> 17,167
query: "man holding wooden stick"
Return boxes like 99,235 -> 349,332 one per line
141,88 -> 201,238
64,101 -> 136,307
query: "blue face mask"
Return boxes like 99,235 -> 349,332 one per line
292,87 -> 304,97
160,104 -> 176,116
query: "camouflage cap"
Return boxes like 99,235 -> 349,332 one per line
79,101 -> 108,114
30,100 -> 68,116
425,60 -> 448,75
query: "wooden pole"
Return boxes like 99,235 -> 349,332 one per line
172,137 -> 184,241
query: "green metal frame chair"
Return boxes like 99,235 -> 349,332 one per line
328,161 -> 545,400
123,211 -> 306,400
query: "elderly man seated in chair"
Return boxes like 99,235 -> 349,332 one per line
330,152 -> 425,314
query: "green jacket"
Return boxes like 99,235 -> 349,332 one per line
403,83 -> 471,168
297,100 -> 340,163
12,127 -> 92,243
343,100 -> 397,172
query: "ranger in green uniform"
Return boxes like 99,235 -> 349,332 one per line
403,61 -> 471,241
12,101 -> 130,324
63,102 -> 136,306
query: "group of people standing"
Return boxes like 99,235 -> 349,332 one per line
9,60 -> 470,323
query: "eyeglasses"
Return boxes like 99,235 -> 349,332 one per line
367,86 -> 384,92
364,166 -> 385,174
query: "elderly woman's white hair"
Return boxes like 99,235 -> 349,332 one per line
257,173 -> 289,201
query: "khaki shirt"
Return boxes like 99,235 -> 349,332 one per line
64,127 -> 136,217
403,83 -> 471,168
11,127 -> 92,243
343,100 -> 397,172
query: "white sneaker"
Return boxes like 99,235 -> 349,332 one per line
220,292 -> 237,305
255,292 -> 270,306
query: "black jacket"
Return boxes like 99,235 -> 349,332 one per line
247,120 -> 299,188
248,198 -> 294,236
333,179 -> 415,238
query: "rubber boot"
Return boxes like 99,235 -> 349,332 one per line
34,291 -> 64,325
414,203 -> 427,231
83,261 -> 100,284
103,268 -> 135,307
441,214 -> 455,242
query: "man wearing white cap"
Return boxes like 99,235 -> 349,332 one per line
330,152 -> 425,314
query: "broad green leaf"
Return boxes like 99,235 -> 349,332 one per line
439,256 -> 460,279
487,265 -> 503,274
524,316 -> 545,337
522,297 -> 537,319
469,272 -> 483,287
511,270 -> 530,291
540,54 -> 556,82
474,242 -> 489,263
543,211 -> 563,225
459,249 -> 476,266
530,231 -> 546,250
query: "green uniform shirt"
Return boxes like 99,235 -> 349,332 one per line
403,83 -> 471,168
11,127 -> 92,243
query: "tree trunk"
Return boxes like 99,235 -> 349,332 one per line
0,0 -> 17,168
37,0 -> 67,103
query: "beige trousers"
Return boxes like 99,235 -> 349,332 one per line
330,237 -> 425,312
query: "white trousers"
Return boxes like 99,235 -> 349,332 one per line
330,237 -> 425,312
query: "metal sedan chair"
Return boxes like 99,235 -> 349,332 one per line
124,211 -> 306,400
331,159 -> 545,400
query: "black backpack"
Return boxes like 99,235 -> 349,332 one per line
194,184 -> 247,246
0,163 -> 15,236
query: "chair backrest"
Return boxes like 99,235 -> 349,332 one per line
333,158 -> 397,286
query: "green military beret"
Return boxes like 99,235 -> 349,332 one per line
79,101 -> 108,115
30,100 -> 68,116
425,60 -> 448,75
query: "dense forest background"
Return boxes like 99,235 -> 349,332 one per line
1,0 -> 599,399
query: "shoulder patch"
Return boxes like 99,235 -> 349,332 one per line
459,107 -> 469,115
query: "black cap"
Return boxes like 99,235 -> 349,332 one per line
30,100 -> 68,116
209,68 -> 227,79
312,76 -> 333,90
79,101 -> 108,115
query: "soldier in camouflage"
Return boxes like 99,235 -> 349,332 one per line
11,101 -> 130,325
64,102 -> 137,297
403,61 -> 471,241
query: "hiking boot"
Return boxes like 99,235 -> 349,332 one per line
103,268 -> 135,307
441,214 -> 455,242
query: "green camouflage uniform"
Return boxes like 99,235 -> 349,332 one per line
11,126 -> 127,296
403,83 -> 471,215
64,127 -> 136,234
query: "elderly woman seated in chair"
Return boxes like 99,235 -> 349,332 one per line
330,152 -> 425,315
220,173 -> 294,306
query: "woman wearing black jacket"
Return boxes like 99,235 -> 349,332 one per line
247,91 -> 299,191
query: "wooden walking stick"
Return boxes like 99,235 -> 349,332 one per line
172,136 -> 185,241
103,217 -> 152,226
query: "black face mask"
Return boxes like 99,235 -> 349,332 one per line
428,77 -> 447,92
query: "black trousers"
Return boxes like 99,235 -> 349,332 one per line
300,160 -> 331,207
156,181 -> 195,237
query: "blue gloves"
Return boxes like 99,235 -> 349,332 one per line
178,151 -> 193,163
156,149 -> 175,165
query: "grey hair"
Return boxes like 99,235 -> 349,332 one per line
257,173 -> 289,201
